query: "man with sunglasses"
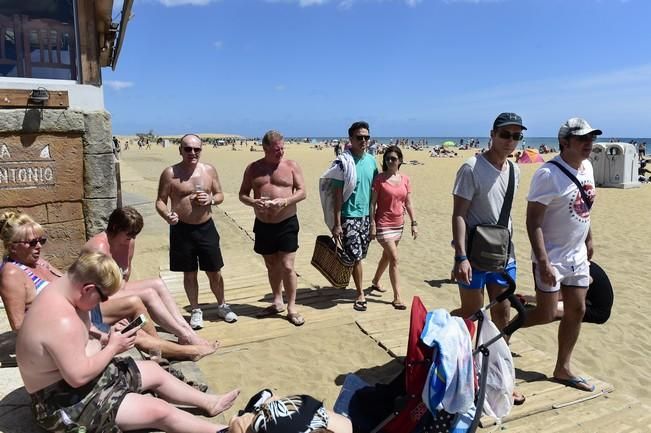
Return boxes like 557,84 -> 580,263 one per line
330,121 -> 378,312
451,112 -> 525,404
521,118 -> 601,392
156,133 -> 237,329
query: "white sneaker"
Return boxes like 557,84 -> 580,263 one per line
217,304 -> 238,323
190,308 -> 203,329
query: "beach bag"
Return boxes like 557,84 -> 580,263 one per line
466,161 -> 514,273
311,235 -> 352,288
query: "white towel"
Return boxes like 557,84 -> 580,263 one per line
319,150 -> 357,230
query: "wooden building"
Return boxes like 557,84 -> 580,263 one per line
0,0 -> 134,268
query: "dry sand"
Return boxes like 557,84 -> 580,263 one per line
119,142 -> 651,418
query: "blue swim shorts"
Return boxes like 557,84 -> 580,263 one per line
459,261 -> 517,290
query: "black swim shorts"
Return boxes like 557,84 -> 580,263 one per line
169,219 -> 224,272
253,215 -> 300,256
31,357 -> 142,433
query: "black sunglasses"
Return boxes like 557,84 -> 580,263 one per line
355,135 -> 371,141
571,134 -> 597,143
14,237 -> 47,247
93,283 -> 109,302
182,146 -> 202,153
497,131 -> 524,141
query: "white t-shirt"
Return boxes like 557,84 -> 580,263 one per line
527,156 -> 595,266
452,154 -> 520,259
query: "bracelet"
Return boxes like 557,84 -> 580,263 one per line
411,221 -> 418,226
454,255 -> 468,263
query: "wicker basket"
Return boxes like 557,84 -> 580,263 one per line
311,235 -> 352,289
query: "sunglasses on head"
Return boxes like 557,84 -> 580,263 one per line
355,135 -> 371,141
14,237 -> 47,247
182,146 -> 202,154
497,131 -> 524,141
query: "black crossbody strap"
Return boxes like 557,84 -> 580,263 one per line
497,160 -> 515,227
548,160 -> 593,210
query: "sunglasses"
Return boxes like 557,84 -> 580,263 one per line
182,146 -> 202,154
355,135 -> 371,141
386,156 -> 399,162
570,134 -> 597,143
14,237 -> 47,247
93,283 -> 109,302
497,131 -> 524,141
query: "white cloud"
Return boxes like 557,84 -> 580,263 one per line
265,0 -> 423,7
442,0 -> 504,3
275,84 -> 287,91
213,40 -> 224,49
158,0 -> 219,6
106,80 -> 135,90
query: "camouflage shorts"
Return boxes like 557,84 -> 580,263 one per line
30,357 -> 142,433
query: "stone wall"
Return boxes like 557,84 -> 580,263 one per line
0,109 -> 116,269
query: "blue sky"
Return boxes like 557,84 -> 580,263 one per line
106,0 -> 651,137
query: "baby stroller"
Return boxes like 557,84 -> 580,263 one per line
334,282 -> 526,433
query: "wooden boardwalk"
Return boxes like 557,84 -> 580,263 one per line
159,195 -> 650,432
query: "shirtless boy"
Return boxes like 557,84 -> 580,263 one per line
239,130 -> 306,326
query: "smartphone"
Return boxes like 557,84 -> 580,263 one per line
121,314 -> 147,334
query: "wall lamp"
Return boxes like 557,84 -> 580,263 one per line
28,87 -> 49,104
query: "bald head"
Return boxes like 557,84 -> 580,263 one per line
180,134 -> 202,146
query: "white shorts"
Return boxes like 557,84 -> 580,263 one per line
534,261 -> 590,293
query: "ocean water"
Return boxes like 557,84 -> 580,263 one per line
289,137 -> 650,153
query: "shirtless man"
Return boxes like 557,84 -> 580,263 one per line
156,134 -> 237,329
16,252 -> 239,433
239,130 -> 306,326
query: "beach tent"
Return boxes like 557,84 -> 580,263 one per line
518,148 -> 544,164
442,140 -> 456,147
591,142 -> 639,188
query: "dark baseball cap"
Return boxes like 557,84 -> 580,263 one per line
493,112 -> 527,130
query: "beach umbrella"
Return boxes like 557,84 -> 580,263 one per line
518,148 -> 545,164
442,140 -> 456,147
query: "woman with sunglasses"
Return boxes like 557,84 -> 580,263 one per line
0,211 -> 216,361
369,145 -> 417,310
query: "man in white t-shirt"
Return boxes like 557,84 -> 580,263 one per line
523,117 -> 601,392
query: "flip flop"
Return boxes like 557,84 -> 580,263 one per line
256,304 -> 286,318
391,300 -> 407,310
552,376 -> 595,392
353,300 -> 367,312
370,283 -> 387,293
287,312 -> 305,326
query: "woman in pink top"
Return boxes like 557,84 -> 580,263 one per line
369,146 -> 417,309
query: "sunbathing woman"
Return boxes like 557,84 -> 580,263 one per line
369,146 -> 417,309
82,206 -> 214,347
0,211 -> 215,361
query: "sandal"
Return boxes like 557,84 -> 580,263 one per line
353,300 -> 368,311
287,312 -> 305,327
391,300 -> 407,310
369,283 -> 386,293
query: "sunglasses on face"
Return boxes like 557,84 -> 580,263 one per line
182,146 -> 202,154
93,283 -> 109,302
497,131 -> 524,141
14,237 -> 47,247
355,135 -> 371,141
571,134 -> 597,143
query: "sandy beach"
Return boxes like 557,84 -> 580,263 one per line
116,141 -> 650,422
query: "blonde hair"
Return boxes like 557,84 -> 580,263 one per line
0,211 -> 45,254
68,252 -> 123,297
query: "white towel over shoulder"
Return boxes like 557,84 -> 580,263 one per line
319,150 -> 356,230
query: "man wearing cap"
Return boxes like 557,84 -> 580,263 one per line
451,113 -> 523,334
522,117 -> 601,392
